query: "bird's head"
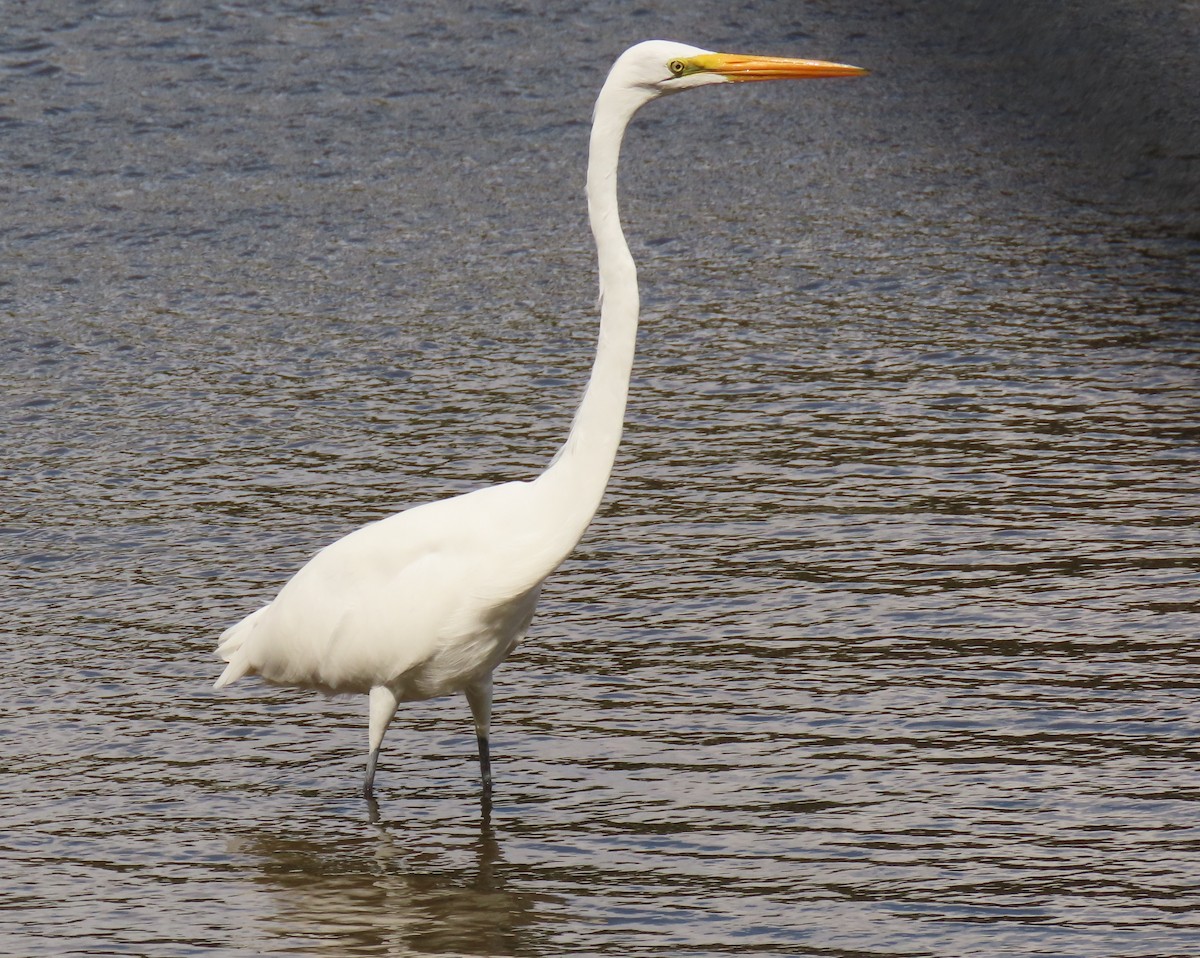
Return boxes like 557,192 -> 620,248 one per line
610,39 -> 867,98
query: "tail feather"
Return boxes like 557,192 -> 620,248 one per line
213,604 -> 269,689
214,653 -> 251,689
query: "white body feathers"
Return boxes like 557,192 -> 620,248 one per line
216,484 -> 540,699
214,471 -> 588,702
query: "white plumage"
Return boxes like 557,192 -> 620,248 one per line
214,40 -> 865,800
217,482 -> 545,697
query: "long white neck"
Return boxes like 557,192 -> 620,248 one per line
532,76 -> 654,557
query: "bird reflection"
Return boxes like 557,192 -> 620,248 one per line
234,807 -> 539,955
367,788 -> 491,827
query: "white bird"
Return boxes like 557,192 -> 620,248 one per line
215,40 -> 866,800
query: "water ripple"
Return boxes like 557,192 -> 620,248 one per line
2,2 -> 1198,957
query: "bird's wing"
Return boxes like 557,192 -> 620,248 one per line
216,480 -> 551,695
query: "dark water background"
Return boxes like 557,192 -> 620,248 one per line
2,1 -> 1198,956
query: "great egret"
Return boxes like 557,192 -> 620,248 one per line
215,40 -> 866,799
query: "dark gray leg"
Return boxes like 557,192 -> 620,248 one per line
363,746 -> 381,799
476,732 -> 493,792
465,674 -> 494,794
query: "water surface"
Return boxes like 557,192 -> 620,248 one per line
2,2 -> 1198,956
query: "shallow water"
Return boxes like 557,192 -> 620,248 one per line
3,2 -> 1199,956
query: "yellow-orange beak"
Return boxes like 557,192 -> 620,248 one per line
691,52 -> 868,81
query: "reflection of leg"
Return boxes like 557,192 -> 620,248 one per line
465,673 -> 494,793
365,685 -> 399,798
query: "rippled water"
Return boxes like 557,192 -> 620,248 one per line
3,2 -> 1198,956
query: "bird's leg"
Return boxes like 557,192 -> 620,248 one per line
365,685 -> 399,798
477,734 -> 492,791
464,673 -> 494,794
363,748 -> 380,799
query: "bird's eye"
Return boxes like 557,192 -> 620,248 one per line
668,59 -> 687,77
